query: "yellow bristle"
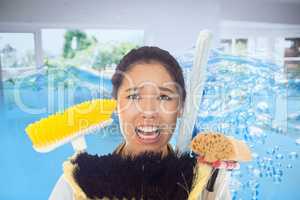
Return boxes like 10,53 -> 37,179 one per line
25,99 -> 116,152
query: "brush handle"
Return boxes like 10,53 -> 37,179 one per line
71,136 -> 87,152
206,168 -> 219,192
176,30 -> 213,155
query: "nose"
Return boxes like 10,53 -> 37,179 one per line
139,96 -> 159,119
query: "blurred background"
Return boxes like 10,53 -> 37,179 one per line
0,0 -> 299,199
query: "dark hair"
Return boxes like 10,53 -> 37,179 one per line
111,46 -> 186,104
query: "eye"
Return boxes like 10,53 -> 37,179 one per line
127,93 -> 140,100
159,94 -> 172,101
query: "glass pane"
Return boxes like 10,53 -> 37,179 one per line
235,38 -> 248,55
0,32 -> 36,109
286,60 -> 300,75
216,31 -> 300,197
284,38 -> 300,58
288,96 -> 300,138
0,33 -> 36,68
42,29 -> 144,70
219,39 -> 232,54
286,60 -> 300,152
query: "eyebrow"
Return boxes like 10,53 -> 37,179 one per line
158,86 -> 176,93
125,86 -> 176,93
125,87 -> 140,92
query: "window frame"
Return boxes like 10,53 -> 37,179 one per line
0,25 -> 43,70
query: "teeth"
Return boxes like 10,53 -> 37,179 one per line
136,126 -> 160,140
135,126 -> 160,141
137,126 -> 159,133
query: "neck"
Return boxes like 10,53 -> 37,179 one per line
121,144 -> 169,158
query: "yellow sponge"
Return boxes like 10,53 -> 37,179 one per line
190,131 -> 252,163
25,99 -> 116,153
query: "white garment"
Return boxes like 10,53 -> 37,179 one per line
49,175 -> 73,200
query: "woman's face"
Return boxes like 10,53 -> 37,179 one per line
116,62 -> 182,156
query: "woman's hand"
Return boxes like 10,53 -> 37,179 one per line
197,155 -> 240,170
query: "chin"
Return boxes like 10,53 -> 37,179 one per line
136,142 -> 166,153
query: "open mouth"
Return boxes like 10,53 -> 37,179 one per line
135,126 -> 160,142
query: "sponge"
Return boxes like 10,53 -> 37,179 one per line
190,131 -> 252,163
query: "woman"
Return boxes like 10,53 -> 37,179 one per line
49,46 -> 231,200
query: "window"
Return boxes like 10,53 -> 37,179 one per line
235,38 -> 248,55
284,38 -> 300,75
42,29 -> 144,70
219,38 -> 248,56
0,33 -> 36,69
219,39 -> 232,54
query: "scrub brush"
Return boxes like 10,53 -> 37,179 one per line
25,99 -> 116,153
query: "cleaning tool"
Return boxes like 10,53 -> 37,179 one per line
175,30 -> 212,155
191,131 -> 252,198
187,163 -> 212,200
176,31 -> 252,199
25,99 -> 116,153
190,131 -> 252,163
173,30 -> 213,200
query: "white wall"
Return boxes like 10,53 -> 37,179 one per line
220,0 -> 300,25
0,0 -> 300,52
220,21 -> 300,38
0,0 -> 220,52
